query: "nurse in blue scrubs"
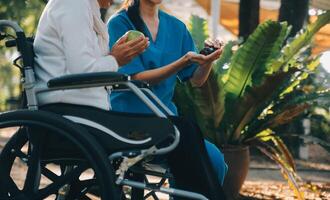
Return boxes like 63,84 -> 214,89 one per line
108,0 -> 227,188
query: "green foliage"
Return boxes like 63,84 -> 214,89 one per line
252,131 -> 305,200
0,0 -> 46,111
269,11 -> 330,72
224,21 -> 287,99
176,12 -> 330,144
175,15 -> 235,145
0,56 -> 21,110
174,11 -> 330,199
188,15 -> 209,51
213,40 -> 235,75
220,21 -> 290,142
0,0 -> 45,34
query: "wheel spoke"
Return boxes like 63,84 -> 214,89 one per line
80,195 -> 92,200
0,176 -> 21,200
77,179 -> 97,189
150,192 -> 160,200
0,129 -> 28,199
23,142 -> 41,193
68,179 -> 97,199
0,120 -> 116,200
36,165 -> 88,199
41,165 -> 59,182
7,177 -> 21,195
15,150 -> 28,163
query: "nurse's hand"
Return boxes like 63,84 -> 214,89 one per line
184,48 -> 223,66
188,47 -> 223,87
110,34 -> 149,66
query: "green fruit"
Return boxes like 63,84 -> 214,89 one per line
126,30 -> 144,42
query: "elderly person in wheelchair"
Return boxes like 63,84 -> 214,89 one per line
0,0 -> 226,199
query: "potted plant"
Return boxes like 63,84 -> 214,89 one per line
174,11 -> 330,199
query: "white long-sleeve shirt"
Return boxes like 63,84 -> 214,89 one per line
34,0 -> 118,110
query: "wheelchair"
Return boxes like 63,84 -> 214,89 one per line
0,20 -> 219,200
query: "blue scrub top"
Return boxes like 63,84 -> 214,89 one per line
108,10 -> 197,115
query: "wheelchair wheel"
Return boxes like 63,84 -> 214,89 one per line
0,110 -> 119,200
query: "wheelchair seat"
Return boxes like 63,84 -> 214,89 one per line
41,103 -> 176,153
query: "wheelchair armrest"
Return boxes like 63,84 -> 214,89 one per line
112,80 -> 150,91
47,72 -> 129,88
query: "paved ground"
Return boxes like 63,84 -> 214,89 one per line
240,155 -> 330,199
240,180 -> 330,200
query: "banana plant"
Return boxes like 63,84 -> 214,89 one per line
174,11 -> 330,199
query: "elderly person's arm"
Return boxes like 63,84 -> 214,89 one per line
55,0 -> 148,74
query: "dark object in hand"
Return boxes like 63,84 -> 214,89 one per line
199,47 -> 218,55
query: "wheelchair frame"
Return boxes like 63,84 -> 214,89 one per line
0,20 -> 209,200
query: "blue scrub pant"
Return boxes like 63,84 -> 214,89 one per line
204,140 -> 228,185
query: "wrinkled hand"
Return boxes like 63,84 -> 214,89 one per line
185,48 -> 223,66
110,34 -> 149,66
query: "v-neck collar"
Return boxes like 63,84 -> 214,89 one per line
142,11 -> 163,46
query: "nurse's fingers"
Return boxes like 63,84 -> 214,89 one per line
189,53 -> 208,64
205,48 -> 223,61
188,48 -> 223,65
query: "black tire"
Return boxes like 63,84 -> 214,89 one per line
0,109 -> 119,200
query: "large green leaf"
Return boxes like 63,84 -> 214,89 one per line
224,21 -> 288,99
241,72 -> 300,140
214,41 -> 235,76
274,89 -> 330,114
188,71 -> 226,145
249,89 -> 330,135
267,103 -> 310,129
270,11 -> 330,72
174,83 -> 197,118
241,56 -> 321,141
225,70 -> 294,143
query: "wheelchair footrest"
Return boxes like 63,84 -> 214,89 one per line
118,178 -> 209,200
129,165 -> 173,179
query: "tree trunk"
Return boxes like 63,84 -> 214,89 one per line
279,0 -> 309,37
239,0 -> 260,41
